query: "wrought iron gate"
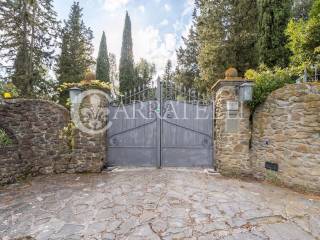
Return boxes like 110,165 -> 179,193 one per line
107,79 -> 214,168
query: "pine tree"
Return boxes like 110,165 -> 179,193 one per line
163,60 -> 173,83
0,0 -> 59,96
96,31 -> 110,82
257,0 -> 292,67
175,26 -> 200,90
57,1 -> 94,84
197,0 -> 258,90
119,11 -> 135,94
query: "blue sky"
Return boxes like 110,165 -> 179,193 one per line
53,0 -> 194,74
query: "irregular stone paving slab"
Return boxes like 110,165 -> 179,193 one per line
0,169 -> 319,240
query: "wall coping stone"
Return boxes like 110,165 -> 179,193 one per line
0,98 -> 69,114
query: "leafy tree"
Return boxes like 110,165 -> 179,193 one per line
0,0 -> 59,97
96,31 -> 110,82
175,26 -> 200,90
257,0 -> 292,68
134,58 -> 156,86
57,1 -> 94,85
119,11 -> 135,94
197,0 -> 258,90
286,0 -> 320,68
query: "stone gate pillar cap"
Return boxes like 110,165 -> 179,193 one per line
225,68 -> 238,80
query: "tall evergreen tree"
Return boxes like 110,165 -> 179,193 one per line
175,26 -> 200,90
257,0 -> 292,67
0,0 -> 59,96
96,31 -> 110,82
119,11 -> 135,93
163,60 -> 173,83
57,1 -> 94,84
197,0 -> 258,90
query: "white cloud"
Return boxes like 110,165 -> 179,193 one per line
134,26 -> 177,75
164,33 -> 176,51
138,5 -> 145,13
182,0 -> 194,16
160,19 -> 169,26
164,4 -> 171,12
103,0 -> 130,12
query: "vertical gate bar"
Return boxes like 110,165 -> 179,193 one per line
156,77 -> 162,168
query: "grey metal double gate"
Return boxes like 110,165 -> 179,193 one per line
107,80 -> 214,168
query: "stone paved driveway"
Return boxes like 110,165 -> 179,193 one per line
0,169 -> 319,240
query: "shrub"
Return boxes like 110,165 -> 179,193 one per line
245,66 -> 296,110
0,82 -> 19,99
0,129 -> 13,146
58,80 -> 112,93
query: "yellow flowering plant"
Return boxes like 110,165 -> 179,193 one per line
58,80 -> 112,93
0,82 -> 19,99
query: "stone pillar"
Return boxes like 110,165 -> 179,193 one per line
212,68 -> 253,177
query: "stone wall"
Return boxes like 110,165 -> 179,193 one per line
0,99 -> 106,185
213,80 -> 252,176
251,83 -> 320,193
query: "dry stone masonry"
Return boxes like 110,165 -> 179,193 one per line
251,83 -> 320,193
213,70 -> 320,193
0,99 -> 106,185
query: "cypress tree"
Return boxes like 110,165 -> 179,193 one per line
0,0 -> 59,96
96,31 -> 110,82
257,0 -> 292,67
57,1 -> 94,84
119,11 -> 135,94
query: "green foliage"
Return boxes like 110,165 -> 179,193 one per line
58,80 -> 112,93
119,12 -> 135,94
245,66 -> 296,110
96,31 -> 110,82
286,0 -> 320,69
59,122 -> 76,150
57,2 -> 94,85
0,0 -> 60,97
162,60 -> 173,83
292,0 -> 313,20
257,0 -> 292,68
0,82 -> 19,98
197,0 -> 258,89
0,129 -> 13,147
175,26 -> 200,90
134,59 -> 156,86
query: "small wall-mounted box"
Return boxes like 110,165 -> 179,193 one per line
265,162 -> 279,172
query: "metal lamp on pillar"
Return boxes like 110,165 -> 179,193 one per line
69,87 -> 82,114
239,82 -> 254,102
